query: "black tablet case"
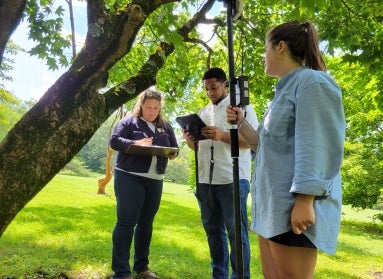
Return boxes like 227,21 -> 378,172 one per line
176,113 -> 207,141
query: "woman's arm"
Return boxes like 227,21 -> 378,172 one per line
226,105 -> 259,151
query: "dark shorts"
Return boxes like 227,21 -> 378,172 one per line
269,231 -> 317,248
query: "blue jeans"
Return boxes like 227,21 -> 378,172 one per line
112,170 -> 163,278
196,179 -> 250,279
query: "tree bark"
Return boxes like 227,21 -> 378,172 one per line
0,0 -> 177,237
0,0 -> 26,62
0,0 -> 215,237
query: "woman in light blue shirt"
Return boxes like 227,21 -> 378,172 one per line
227,21 -> 345,278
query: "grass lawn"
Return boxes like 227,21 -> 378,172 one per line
0,174 -> 382,278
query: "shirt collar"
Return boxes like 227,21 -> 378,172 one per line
214,94 -> 230,107
276,66 -> 306,91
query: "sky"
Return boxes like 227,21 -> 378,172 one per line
3,1 -> 221,101
3,1 -> 87,101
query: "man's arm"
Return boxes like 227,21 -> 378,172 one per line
200,126 -> 250,148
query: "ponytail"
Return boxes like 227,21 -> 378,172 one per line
304,22 -> 326,71
267,21 -> 326,71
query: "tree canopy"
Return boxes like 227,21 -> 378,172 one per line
0,0 -> 382,236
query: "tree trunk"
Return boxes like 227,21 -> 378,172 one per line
0,0 -> 214,237
0,0 -> 26,61
0,1 -> 176,237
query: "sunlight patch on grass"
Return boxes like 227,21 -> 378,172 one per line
0,174 -> 382,278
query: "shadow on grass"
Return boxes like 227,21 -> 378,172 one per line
341,220 -> 383,236
318,220 -> 383,279
337,220 -> 383,256
0,197 -> 214,278
3,178 -> 380,279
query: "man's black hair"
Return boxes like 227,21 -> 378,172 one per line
202,67 -> 227,82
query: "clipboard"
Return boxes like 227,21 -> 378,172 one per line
125,145 -> 179,157
176,113 -> 207,141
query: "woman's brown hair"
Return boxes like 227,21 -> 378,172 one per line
267,20 -> 326,71
132,87 -> 165,128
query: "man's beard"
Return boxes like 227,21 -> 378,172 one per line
213,94 -> 226,105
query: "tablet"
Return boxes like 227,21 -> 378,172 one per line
176,113 -> 207,141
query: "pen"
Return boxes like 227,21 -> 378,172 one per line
143,132 -> 148,138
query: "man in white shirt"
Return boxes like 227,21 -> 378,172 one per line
183,67 -> 259,279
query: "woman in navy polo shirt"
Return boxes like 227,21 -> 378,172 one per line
110,88 -> 178,279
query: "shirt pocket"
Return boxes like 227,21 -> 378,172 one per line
262,100 -> 295,138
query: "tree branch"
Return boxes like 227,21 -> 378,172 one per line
103,41 -> 175,113
177,0 -> 218,37
0,0 -> 26,63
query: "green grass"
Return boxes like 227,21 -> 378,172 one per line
0,174 -> 382,278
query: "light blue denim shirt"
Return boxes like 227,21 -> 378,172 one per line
253,67 -> 345,254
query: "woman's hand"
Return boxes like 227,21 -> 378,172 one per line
226,105 -> 244,125
291,194 -> 316,234
168,153 -> 178,160
135,137 -> 153,146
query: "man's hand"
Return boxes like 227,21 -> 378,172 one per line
182,129 -> 197,150
182,130 -> 195,143
201,126 -> 226,141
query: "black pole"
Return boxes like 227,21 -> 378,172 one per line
194,140 -> 199,188
193,122 -> 200,190
223,0 -> 244,278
